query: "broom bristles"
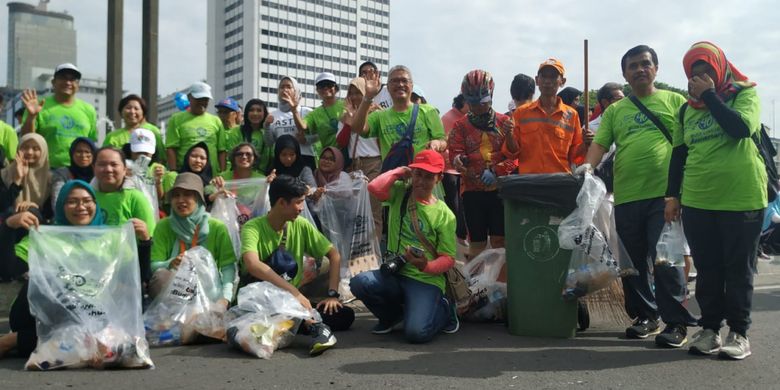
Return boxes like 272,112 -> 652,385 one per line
583,278 -> 633,326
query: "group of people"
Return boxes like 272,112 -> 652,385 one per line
0,40 -> 766,362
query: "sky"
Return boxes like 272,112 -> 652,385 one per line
1,0 -> 778,129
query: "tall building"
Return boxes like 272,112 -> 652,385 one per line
6,1 -> 77,90
206,0 -> 390,109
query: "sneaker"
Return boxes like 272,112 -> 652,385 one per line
688,329 -> 722,355
371,318 -> 402,335
625,318 -> 661,339
719,331 -> 751,360
309,323 -> 337,356
655,324 -> 688,348
442,299 -> 460,334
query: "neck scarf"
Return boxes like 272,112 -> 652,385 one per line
54,179 -> 105,226
270,134 -> 305,177
683,41 -> 756,109
68,137 -> 97,182
314,147 -> 345,187
1,133 -> 51,207
169,202 -> 210,257
277,76 -> 301,113
467,108 -> 499,133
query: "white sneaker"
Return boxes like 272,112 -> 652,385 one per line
688,329 -> 721,355
719,331 -> 751,360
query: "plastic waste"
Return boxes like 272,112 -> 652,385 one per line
655,221 -> 685,267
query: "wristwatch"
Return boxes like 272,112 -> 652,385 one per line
327,289 -> 340,299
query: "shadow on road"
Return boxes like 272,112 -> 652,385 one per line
751,290 -> 780,312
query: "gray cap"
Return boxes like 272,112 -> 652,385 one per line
169,172 -> 205,204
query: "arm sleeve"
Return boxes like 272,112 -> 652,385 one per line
701,90 -> 751,139
446,122 -> 465,165
365,111 -> 380,138
422,254 -> 455,274
150,219 -> 174,270
568,111 -> 585,165
367,167 -> 405,201
219,263 -> 237,301
666,144 -> 689,198
133,190 -> 156,236
165,116 -> 180,148
137,238 -> 153,282
299,167 -> 317,188
426,106 -> 446,141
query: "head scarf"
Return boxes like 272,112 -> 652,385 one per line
683,41 -> 756,109
179,142 -> 213,187
348,77 -> 367,109
270,134 -> 305,177
241,98 -> 267,143
277,76 -> 301,113
168,190 -> 209,257
54,179 -> 105,226
68,137 -> 97,182
314,147 -> 345,187
1,133 -> 51,207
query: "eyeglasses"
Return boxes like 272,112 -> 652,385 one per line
320,155 -> 336,162
64,198 -> 95,208
235,152 -> 253,159
316,83 -> 337,90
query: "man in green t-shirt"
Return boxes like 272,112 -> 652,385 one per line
240,174 -> 352,356
165,82 -> 227,174
20,63 -> 97,169
289,72 -> 344,152
580,45 -> 696,348
350,65 -> 447,161
350,150 -> 459,343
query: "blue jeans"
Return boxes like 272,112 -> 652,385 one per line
350,270 -> 450,343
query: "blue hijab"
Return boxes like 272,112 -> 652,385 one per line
54,180 -> 105,226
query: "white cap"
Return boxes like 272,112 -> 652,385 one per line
188,81 -> 213,100
315,72 -> 337,85
130,128 -> 156,155
54,63 -> 81,79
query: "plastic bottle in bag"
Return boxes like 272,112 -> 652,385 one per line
655,221 -> 685,267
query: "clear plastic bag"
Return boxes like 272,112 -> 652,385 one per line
211,196 -> 242,259
225,282 -> 318,359
24,224 -> 153,370
143,246 -> 225,346
559,173 -> 637,300
655,221 -> 685,267
220,177 -> 271,226
127,159 -> 160,222
461,249 -> 507,322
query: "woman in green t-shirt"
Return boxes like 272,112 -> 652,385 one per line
226,99 -> 271,173
149,172 -> 237,313
666,42 -> 766,360
104,94 -> 165,162
220,143 -> 265,182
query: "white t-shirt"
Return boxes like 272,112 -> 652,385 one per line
266,107 -> 315,156
373,85 -> 394,110
343,85 -> 392,158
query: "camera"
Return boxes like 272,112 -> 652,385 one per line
380,253 -> 407,275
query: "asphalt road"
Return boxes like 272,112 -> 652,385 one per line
1,260 -> 779,390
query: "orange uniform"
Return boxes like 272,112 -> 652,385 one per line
502,97 -> 584,173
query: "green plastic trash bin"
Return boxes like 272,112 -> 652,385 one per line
499,173 -> 582,338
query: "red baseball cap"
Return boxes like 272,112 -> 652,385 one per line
409,150 -> 445,174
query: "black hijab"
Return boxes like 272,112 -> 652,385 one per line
179,142 -> 213,187
269,134 -> 304,177
68,137 -> 98,182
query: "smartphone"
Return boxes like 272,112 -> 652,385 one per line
408,246 -> 425,257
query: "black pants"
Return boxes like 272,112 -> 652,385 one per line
682,206 -> 762,335
442,173 -> 467,240
462,190 -> 504,242
614,198 -> 696,325
9,281 -> 37,358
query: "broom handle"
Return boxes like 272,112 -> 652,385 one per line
584,39 -> 589,130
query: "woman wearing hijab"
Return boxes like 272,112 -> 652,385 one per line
226,99 -> 271,173
149,172 -> 237,313
51,137 -> 97,211
266,134 -> 316,188
666,41 -> 765,360
1,133 -> 52,219
311,146 -> 350,203
161,142 -> 223,205
0,180 -> 104,358
264,77 -> 317,171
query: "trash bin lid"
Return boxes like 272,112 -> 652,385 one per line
498,173 -> 583,212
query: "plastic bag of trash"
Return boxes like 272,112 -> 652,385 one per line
225,282 -> 319,359
655,221 -> 685,267
143,246 -> 225,346
24,224 -> 153,370
461,249 -> 507,322
211,196 -> 242,259
127,157 -> 160,222
559,173 -> 637,300
221,177 -> 271,226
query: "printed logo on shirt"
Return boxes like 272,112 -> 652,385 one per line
59,115 -> 76,129
697,115 -> 714,130
196,127 -> 208,137
633,112 -> 649,125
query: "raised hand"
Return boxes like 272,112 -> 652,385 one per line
280,89 -> 298,110
362,72 -> 381,100
264,113 -> 275,129
21,89 -> 44,117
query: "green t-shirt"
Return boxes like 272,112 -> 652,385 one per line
220,170 -> 265,181
594,90 -> 685,205
95,188 -> 156,237
0,120 -> 17,161
15,236 -> 29,262
151,217 -> 236,269
675,87 -> 766,211
366,103 -> 445,160
103,122 -> 166,160
23,96 -> 97,168
165,111 -> 226,174
387,181 -> 456,292
224,126 -> 271,173
306,100 -> 345,150
240,215 -> 332,288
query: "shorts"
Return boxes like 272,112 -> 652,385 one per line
462,190 -> 504,242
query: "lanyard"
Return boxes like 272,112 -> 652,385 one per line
178,224 -> 201,254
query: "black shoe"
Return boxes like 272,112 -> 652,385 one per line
655,324 -> 688,348
625,318 -> 661,339
309,323 -> 336,356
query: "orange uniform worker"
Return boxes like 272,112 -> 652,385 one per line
503,58 -> 592,173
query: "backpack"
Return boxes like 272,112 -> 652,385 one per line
680,103 -> 778,202
380,104 -> 419,173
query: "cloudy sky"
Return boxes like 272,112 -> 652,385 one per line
1,0 -> 778,128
